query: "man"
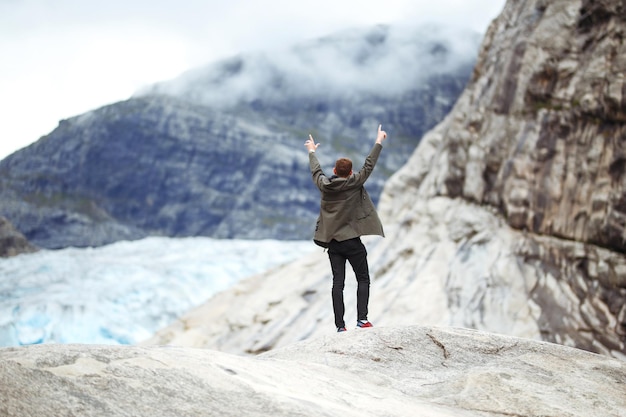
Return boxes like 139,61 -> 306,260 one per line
305,125 -> 387,332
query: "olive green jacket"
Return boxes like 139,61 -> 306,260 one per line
309,143 -> 385,243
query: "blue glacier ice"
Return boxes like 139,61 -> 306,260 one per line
0,237 -> 314,346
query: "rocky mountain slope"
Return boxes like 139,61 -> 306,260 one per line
2,326 -> 625,417
0,24 -> 478,249
145,0 -> 626,359
0,216 -> 36,258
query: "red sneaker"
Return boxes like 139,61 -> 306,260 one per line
357,320 -> 373,328
337,327 -> 347,332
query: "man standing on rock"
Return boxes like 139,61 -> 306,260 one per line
305,125 -> 387,332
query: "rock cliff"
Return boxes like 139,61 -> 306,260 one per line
0,24 -> 477,249
2,326 -> 625,417
377,0 -> 626,357
145,0 -> 626,359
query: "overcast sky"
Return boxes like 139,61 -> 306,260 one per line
0,0 -> 506,159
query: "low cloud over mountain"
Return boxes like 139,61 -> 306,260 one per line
142,24 -> 480,106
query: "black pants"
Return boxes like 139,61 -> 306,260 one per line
327,237 -> 370,328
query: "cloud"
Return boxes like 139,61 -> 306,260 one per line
144,23 -> 482,108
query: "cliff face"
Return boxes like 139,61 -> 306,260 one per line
145,0 -> 626,359
394,0 -> 626,252
377,0 -> 626,356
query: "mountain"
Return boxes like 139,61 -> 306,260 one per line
145,0 -> 626,359
0,24 -> 479,249
2,326 -> 625,417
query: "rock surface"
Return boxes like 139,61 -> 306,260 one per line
2,326 -> 625,417
145,0 -> 626,359
0,216 -> 36,258
377,0 -> 626,356
393,0 -> 626,253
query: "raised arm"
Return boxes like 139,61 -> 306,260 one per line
376,124 -> 387,145
304,134 -> 320,153
306,134 -> 327,190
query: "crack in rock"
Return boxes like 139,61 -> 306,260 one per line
426,333 -> 450,360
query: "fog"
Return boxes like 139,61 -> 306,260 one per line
143,24 -> 482,107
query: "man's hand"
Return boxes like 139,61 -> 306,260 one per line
305,134 -> 320,153
376,124 -> 387,144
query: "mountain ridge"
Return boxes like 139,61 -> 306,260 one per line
0,23 -> 478,249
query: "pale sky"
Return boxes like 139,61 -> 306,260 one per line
0,0 -> 506,159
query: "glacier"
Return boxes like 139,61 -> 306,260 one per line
0,237 -> 314,346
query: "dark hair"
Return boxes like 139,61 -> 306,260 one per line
335,158 -> 352,177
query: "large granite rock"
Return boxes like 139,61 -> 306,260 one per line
392,0 -> 626,253
377,0 -> 626,356
0,24 -> 477,249
144,0 -> 626,359
2,326 -> 625,417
